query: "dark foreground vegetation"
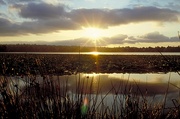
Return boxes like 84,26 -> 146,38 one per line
1,74 -> 180,119
0,44 -> 180,52
0,54 -> 180,118
0,54 -> 180,76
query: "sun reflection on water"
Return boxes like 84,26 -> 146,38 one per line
89,51 -> 100,56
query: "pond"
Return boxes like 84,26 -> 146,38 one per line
0,53 -> 180,117
4,72 -> 180,109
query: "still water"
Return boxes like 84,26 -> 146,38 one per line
5,72 -> 180,108
1,52 -> 180,55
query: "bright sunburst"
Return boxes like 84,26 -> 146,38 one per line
80,26 -> 107,48
82,27 -> 104,39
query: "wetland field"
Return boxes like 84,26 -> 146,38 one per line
0,53 -> 180,118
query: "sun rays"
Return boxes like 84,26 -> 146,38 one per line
82,27 -> 104,40
80,26 -> 108,51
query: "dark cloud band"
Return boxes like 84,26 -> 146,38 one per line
0,2 -> 179,36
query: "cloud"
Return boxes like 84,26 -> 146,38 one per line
0,18 -> 21,36
109,32 -> 179,44
0,13 -> 2,16
51,38 -> 93,46
4,0 -> 41,4
135,32 -> 179,43
135,31 -> 170,43
18,0 -> 38,2
68,8 -> 109,28
3,31 -> 177,45
19,2 -> 66,20
99,32 -> 178,45
105,34 -> 128,44
0,1 -> 180,36
17,3 -> 180,27
21,19 -> 78,32
69,6 -> 179,27
0,0 -> 5,5
0,17 -> 79,36
34,32 -> 178,46
166,2 -> 180,11
118,6 -> 179,22
99,32 -> 179,45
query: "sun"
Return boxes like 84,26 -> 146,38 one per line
82,27 -> 104,39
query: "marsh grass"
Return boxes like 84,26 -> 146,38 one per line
0,54 -> 180,118
0,73 -> 180,119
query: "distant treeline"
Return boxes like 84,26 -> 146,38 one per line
0,44 -> 180,52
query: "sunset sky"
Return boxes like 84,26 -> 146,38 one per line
0,0 -> 180,47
